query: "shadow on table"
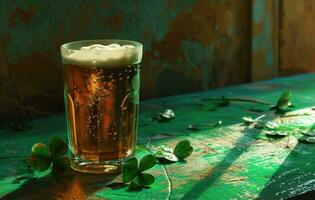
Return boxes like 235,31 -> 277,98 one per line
0,171 -> 118,200
180,127 -> 260,200
288,190 -> 315,200
256,142 -> 315,200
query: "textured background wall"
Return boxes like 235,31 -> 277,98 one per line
0,0 -> 251,120
279,0 -> 315,76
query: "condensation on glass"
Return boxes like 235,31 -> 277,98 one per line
60,40 -> 143,173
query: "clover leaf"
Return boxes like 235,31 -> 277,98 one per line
270,91 -> 295,113
152,140 -> 193,162
264,130 -> 288,138
29,136 -> 69,174
139,154 -> 157,172
122,155 -> 157,191
174,140 -> 193,159
155,146 -> 179,162
30,143 -> 51,171
154,109 -> 175,122
49,137 -> 68,158
122,158 -> 138,183
276,91 -> 292,109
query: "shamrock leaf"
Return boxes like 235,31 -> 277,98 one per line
155,146 -> 179,162
139,155 -> 157,172
29,136 -> 69,174
152,140 -> 193,162
270,91 -> 295,113
174,140 -> 193,159
49,136 -> 68,158
154,109 -> 175,122
122,158 -> 138,182
122,155 -> 157,191
276,91 -> 292,109
264,130 -> 288,138
30,143 -> 52,171
32,143 -> 50,158
134,173 -> 155,186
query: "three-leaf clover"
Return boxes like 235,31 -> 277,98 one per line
122,155 -> 157,191
153,140 -> 193,162
29,136 -> 69,174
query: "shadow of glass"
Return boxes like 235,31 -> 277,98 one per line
0,170 -> 118,200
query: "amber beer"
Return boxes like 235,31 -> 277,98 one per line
61,40 -> 143,173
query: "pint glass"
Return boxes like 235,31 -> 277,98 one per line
60,40 -> 143,173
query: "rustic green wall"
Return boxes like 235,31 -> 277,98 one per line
0,0 -> 251,120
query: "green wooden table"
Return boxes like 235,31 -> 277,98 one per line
1,73 -> 315,200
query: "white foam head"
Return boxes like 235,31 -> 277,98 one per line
61,40 -> 143,68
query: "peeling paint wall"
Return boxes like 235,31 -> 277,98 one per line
251,0 -> 279,81
279,0 -> 315,76
0,0 -> 251,120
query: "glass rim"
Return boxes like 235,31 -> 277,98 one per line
60,39 -> 143,67
61,39 -> 143,51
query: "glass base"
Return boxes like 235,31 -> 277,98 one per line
70,153 -> 134,174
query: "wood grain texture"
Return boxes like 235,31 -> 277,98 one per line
1,73 -> 315,199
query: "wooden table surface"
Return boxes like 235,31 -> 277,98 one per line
1,73 -> 315,200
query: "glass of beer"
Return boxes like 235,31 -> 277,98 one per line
60,40 -> 143,173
